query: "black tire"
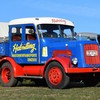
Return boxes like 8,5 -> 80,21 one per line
45,61 -> 70,89
0,62 -> 18,87
17,78 -> 23,86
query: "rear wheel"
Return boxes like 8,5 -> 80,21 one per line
0,62 -> 18,87
45,61 -> 70,89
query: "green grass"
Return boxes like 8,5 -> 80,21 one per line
0,83 -> 100,100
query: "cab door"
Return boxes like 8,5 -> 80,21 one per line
10,24 -> 39,64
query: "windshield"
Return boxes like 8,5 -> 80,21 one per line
37,24 -> 74,38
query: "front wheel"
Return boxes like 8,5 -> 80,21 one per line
45,61 -> 70,89
0,62 -> 18,87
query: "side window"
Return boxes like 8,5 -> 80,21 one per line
53,30 -> 59,37
11,27 -> 22,41
61,29 -> 72,38
25,26 -> 36,40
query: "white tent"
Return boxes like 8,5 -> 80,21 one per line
0,22 -> 8,37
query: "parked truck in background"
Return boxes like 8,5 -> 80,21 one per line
0,17 -> 100,89
77,32 -> 100,45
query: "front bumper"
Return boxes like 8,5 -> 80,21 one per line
67,67 -> 100,74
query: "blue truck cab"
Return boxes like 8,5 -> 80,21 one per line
0,17 -> 100,89
0,18 -> 74,63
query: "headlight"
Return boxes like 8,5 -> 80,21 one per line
72,58 -> 78,65
86,50 -> 98,56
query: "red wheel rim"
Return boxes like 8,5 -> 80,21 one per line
48,67 -> 62,85
1,67 -> 11,83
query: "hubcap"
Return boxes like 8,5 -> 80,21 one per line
48,67 -> 62,85
1,67 -> 11,83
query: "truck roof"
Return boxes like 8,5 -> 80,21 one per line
9,17 -> 74,27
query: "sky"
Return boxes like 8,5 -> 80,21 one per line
0,0 -> 100,34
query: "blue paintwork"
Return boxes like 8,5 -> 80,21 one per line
0,24 -> 100,68
0,42 -> 9,56
39,38 -> 100,68
9,24 -> 38,64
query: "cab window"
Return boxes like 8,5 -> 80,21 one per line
25,26 -> 36,40
11,27 -> 22,41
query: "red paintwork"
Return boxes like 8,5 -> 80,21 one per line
53,50 -> 72,57
67,67 -> 100,73
0,57 -> 24,77
1,66 -> 11,83
84,44 -> 100,64
43,57 -> 71,75
1,56 -> 100,79
23,66 -> 43,76
0,57 -> 44,77
48,67 -> 62,85
0,56 -> 71,77
43,57 -> 100,74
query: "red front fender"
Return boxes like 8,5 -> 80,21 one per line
42,57 -> 71,76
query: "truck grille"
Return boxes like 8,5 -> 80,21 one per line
84,44 -> 100,64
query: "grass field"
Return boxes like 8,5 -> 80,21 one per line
0,82 -> 100,100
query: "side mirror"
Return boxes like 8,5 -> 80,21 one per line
74,32 -> 77,36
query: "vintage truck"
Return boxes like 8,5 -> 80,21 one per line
0,17 -> 100,89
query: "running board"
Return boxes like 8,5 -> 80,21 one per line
17,76 -> 43,79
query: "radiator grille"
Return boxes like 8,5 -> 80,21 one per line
84,44 -> 100,64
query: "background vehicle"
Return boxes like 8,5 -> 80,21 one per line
77,32 -> 100,45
